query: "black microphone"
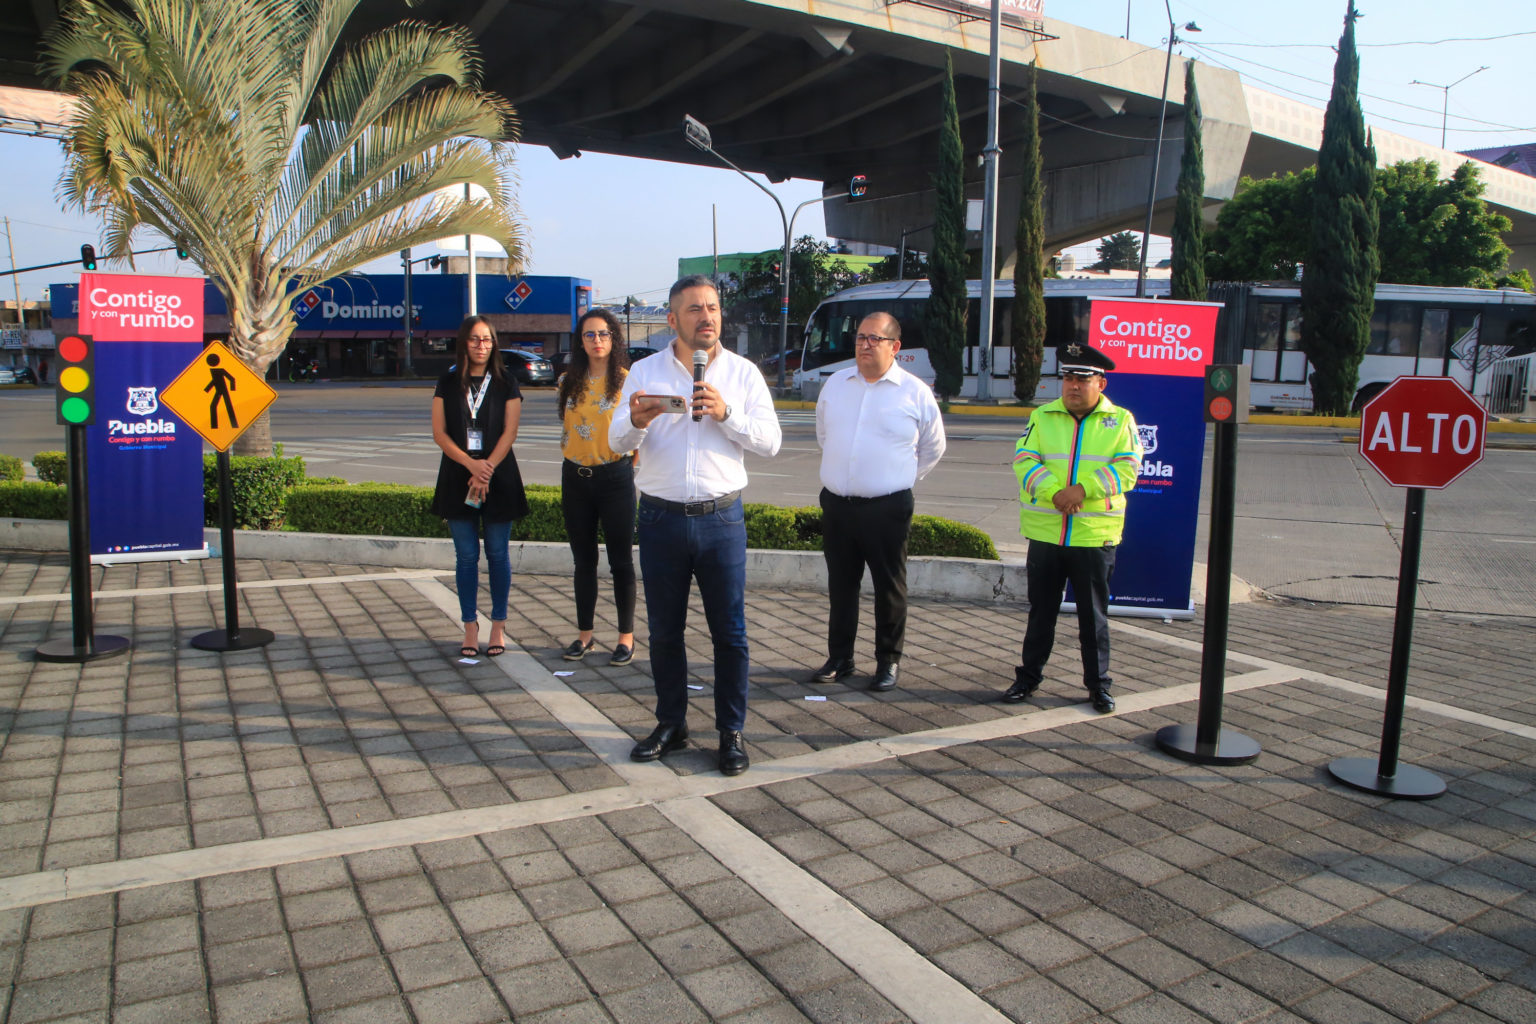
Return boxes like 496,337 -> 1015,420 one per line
692,350 -> 707,422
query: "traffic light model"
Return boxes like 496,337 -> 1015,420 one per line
80,245 -> 97,270
848,174 -> 869,200
56,334 -> 96,426
1203,363 -> 1249,424
175,238 -> 190,260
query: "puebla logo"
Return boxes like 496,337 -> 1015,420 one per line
126,386 -> 159,416
1137,423 -> 1158,456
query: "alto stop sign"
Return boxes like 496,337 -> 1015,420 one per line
1358,376 -> 1486,489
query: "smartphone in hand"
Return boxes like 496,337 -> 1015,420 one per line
643,395 -> 689,414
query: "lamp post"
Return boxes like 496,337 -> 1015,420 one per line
400,250 -> 445,377
1411,66 -> 1488,149
685,114 -> 800,389
1135,4 -> 1200,298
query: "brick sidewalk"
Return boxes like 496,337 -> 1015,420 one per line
0,550 -> 1531,1023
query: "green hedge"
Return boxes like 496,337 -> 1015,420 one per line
0,482 -> 68,520
910,514 -> 998,559
0,455 -> 22,484
32,451 -> 66,485
203,453 -> 305,530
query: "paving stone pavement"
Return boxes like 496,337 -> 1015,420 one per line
0,547 -> 1532,1023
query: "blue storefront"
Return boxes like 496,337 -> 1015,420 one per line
52,272 -> 593,379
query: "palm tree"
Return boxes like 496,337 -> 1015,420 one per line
45,0 -> 526,454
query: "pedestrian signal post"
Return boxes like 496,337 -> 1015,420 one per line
160,341 -> 279,652
1155,363 -> 1260,766
36,332 -> 131,664
1327,377 -> 1486,801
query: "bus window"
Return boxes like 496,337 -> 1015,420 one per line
1417,308 -> 1449,374
1368,303 -> 1417,356
1253,303 -> 1282,351
802,309 -> 857,371
1282,306 -> 1303,350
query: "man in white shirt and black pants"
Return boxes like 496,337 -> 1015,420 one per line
609,275 -> 783,775
811,312 -> 946,692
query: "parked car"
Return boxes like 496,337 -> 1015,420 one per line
627,345 -> 660,364
500,349 -> 555,386
757,349 -> 803,378
0,365 -> 37,385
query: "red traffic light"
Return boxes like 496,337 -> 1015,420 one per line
56,334 -> 96,426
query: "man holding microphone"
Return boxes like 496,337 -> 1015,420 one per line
609,275 -> 782,776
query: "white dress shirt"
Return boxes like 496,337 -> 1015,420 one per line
610,344 -> 782,501
817,363 -> 946,498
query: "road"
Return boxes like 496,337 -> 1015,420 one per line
4,381 -> 1533,616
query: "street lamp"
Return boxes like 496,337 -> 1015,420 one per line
684,114 -> 801,390
400,249 -> 444,378
1411,66 -> 1488,149
1136,5 -> 1200,298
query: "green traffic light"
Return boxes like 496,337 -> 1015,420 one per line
60,396 -> 91,424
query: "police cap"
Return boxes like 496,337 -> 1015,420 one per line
1058,341 -> 1115,377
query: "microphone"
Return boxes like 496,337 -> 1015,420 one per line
692,350 -> 707,422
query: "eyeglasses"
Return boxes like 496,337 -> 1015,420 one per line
582,330 -> 613,341
854,334 -> 894,347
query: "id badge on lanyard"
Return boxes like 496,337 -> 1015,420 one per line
465,377 -> 490,452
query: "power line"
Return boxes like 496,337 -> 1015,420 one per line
1000,93 -> 1183,142
1193,29 -> 1536,48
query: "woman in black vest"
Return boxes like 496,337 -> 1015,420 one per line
431,316 -> 529,657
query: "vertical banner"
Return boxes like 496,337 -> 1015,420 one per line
80,274 -> 208,563
1086,297 -> 1222,617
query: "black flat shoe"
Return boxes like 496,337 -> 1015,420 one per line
630,723 -> 688,762
609,643 -> 633,666
869,662 -> 898,692
562,637 -> 597,661
1090,690 -> 1116,713
809,658 -> 854,684
1000,680 -> 1038,704
718,731 -> 749,776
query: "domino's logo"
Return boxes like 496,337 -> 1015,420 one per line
504,280 -> 534,311
293,290 -> 322,319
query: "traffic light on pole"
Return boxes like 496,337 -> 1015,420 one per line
175,238 -> 190,260
1203,363 -> 1249,424
848,174 -> 868,200
80,245 -> 97,270
55,334 -> 97,426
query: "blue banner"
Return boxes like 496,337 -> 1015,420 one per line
79,273 -> 208,564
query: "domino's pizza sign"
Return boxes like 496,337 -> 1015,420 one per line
293,290 -> 322,319
504,280 -> 534,311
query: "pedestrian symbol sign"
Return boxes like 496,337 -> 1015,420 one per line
159,341 -> 277,451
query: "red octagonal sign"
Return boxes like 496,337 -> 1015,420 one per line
1359,376 -> 1486,489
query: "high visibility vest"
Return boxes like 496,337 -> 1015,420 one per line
1013,396 -> 1142,547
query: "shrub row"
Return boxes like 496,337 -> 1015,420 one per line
0,454 -> 22,484
2,454 -> 1000,559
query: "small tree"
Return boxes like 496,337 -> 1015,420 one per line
863,250 -> 930,283
1169,62 -> 1207,301
1299,2 -> 1379,415
1011,61 -> 1047,402
924,51 -> 968,399
47,0 -> 526,455
1091,232 -> 1142,271
1205,170 -> 1315,282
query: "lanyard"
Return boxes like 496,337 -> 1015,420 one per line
465,375 -> 491,423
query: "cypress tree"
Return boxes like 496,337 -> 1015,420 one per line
1299,2 -> 1379,415
1170,61 -> 1206,301
925,51 -> 968,399
1011,62 -> 1047,403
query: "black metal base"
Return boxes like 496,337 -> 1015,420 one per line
1155,723 -> 1261,766
190,627 -> 276,652
1328,757 -> 1446,800
35,634 -> 132,663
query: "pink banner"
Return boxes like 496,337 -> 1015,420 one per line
1086,297 -> 1220,378
79,274 -> 204,343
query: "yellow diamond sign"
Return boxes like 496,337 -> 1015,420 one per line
160,341 -> 277,452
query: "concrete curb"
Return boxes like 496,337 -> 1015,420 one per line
1,517 -> 1034,604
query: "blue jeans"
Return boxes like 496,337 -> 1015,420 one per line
447,515 -> 513,623
637,497 -> 749,732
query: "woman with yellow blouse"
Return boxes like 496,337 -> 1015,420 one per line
557,308 -> 636,664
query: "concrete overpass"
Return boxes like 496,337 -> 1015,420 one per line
4,0 -> 1533,271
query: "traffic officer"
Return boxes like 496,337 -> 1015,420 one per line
1002,341 -> 1142,712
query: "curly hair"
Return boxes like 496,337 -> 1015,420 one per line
557,308 -> 629,416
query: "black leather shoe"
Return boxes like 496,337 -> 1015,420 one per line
1090,690 -> 1116,713
630,723 -> 688,762
1001,680 -> 1039,704
718,731 -> 749,776
869,662 -> 898,692
809,658 -> 854,684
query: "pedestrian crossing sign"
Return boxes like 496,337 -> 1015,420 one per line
160,340 -> 277,451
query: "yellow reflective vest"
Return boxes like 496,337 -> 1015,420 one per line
1013,395 -> 1142,547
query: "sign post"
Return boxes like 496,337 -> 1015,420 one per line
1327,376 -> 1486,800
159,340 -> 278,652
36,334 -> 131,664
1156,364 -> 1260,765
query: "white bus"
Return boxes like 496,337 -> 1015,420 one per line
792,278 -> 1536,410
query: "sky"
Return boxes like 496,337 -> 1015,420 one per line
2,0 -> 1531,307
